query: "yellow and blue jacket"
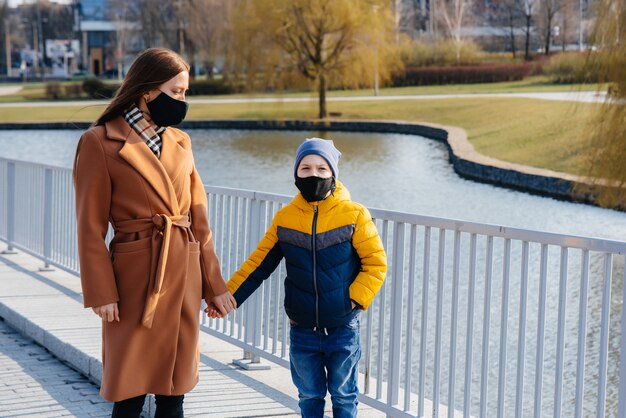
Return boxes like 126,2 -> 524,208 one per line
226,180 -> 387,329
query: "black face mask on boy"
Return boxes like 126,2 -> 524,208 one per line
146,91 -> 189,126
295,176 -> 336,202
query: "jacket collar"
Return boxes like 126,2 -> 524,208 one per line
292,179 -> 351,212
104,116 -> 188,214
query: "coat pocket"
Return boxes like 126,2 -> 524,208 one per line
112,236 -> 151,253
111,238 -> 152,322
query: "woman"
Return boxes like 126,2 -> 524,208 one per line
72,48 -> 236,418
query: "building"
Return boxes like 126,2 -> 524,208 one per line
72,0 -> 140,77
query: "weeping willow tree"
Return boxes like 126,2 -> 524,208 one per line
578,0 -> 626,209
226,0 -> 401,118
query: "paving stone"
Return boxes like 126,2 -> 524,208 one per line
0,320 -> 113,417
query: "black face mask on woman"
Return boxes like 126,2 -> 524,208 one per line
295,176 -> 336,202
146,91 -> 189,126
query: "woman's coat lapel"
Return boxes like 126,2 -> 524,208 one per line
105,116 -> 188,215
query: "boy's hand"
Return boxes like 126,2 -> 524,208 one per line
205,291 -> 237,318
205,301 -> 223,318
351,300 -> 356,310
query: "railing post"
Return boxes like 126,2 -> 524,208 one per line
39,168 -> 54,271
232,195 -> 269,370
2,161 -> 17,254
618,256 -> 626,418
387,222 -> 405,413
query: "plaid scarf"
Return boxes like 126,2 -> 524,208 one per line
123,105 -> 167,158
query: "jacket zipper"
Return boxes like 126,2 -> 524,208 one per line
312,205 -> 319,329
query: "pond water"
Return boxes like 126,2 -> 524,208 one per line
1,128 -> 624,241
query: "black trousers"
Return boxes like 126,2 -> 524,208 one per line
111,394 -> 184,418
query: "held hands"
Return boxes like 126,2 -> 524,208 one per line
205,292 -> 237,318
204,295 -> 352,318
92,303 -> 120,322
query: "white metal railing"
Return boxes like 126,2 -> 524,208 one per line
1,156 -> 626,418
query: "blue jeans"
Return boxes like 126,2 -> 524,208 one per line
289,314 -> 361,418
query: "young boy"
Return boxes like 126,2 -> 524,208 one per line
210,138 -> 387,417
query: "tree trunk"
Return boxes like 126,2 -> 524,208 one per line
562,12 -> 567,52
508,8 -> 517,58
318,74 -> 327,119
525,15 -> 532,60
545,25 -> 551,54
545,14 -> 553,54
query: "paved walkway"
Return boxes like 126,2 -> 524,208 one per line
0,90 -> 607,108
0,247 -> 388,418
0,319 -> 111,417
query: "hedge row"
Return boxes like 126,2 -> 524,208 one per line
391,64 -> 535,86
82,79 -> 119,99
78,79 -> 239,99
187,80 -> 240,95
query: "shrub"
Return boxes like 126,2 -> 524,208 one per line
543,53 -> 601,84
400,39 -> 485,67
82,79 -> 119,99
45,82 -> 62,100
187,80 -> 238,96
391,63 -> 534,86
64,84 -> 82,98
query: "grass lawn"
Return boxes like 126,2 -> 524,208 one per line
0,96 -> 599,177
0,76 -> 605,103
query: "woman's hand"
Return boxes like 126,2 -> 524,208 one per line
92,303 -> 120,322
205,292 -> 236,318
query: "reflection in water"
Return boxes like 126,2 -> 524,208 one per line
1,128 -> 625,415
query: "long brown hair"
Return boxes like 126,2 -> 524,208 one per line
93,48 -> 190,126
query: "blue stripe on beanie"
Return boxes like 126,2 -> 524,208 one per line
294,137 -> 342,178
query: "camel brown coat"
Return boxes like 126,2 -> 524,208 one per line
73,116 -> 227,402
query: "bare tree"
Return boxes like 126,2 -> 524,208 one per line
391,0 -> 402,42
397,0 -> 430,37
521,0 -> 536,59
558,0 -> 577,51
109,0 -> 132,81
136,0 -> 174,49
183,0 -> 229,78
275,0 -> 367,118
229,0 -> 400,119
537,0 -> 562,54
1,0 -> 8,75
439,0 -> 475,63
504,0 -> 520,57
411,0 -> 430,34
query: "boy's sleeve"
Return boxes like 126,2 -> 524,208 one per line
349,206 -> 387,310
226,216 -> 284,307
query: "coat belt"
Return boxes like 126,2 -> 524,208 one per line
114,211 -> 192,329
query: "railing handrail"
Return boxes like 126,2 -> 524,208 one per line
1,158 -> 620,253
3,157 -> 626,418
203,184 -> 626,253
0,156 -> 69,172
